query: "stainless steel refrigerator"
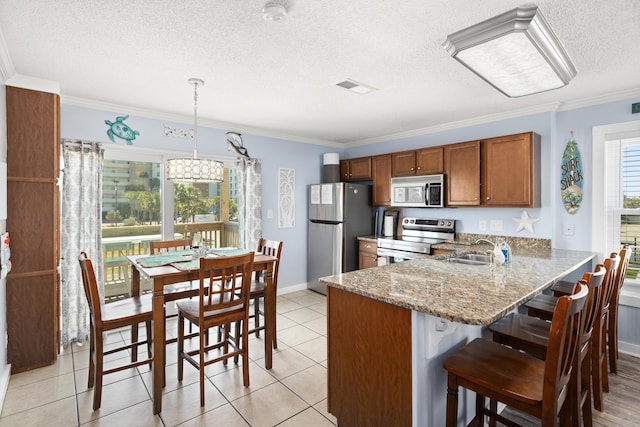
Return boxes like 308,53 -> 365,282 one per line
307,182 -> 373,295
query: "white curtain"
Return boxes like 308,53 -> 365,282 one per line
236,157 -> 262,251
60,139 -> 104,347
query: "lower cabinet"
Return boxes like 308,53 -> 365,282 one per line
327,287 -> 412,426
358,240 -> 379,269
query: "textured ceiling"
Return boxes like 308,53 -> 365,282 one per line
0,0 -> 639,144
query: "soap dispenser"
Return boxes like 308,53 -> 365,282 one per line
500,240 -> 512,264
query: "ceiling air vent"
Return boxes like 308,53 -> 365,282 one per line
336,79 -> 377,95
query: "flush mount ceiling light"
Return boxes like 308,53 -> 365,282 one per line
263,2 -> 288,21
442,5 -> 576,97
336,79 -> 378,95
166,78 -> 224,183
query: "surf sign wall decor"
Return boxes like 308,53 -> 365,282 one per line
560,132 -> 583,214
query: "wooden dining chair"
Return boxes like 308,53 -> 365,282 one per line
242,238 -> 283,346
78,252 -> 153,410
443,281 -> 588,427
177,252 -> 255,406
607,247 -> 631,374
149,239 -> 201,340
489,263 -> 607,426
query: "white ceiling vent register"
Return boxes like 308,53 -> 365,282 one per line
336,79 -> 378,95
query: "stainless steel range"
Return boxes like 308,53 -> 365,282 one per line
377,217 -> 455,263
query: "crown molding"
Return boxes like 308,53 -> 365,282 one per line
61,95 -> 343,148
556,87 -> 640,112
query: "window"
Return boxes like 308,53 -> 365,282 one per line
100,149 -> 238,302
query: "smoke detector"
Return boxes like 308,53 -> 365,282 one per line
263,3 -> 288,21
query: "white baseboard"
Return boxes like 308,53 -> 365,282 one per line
619,341 -> 640,358
277,282 -> 311,296
0,363 -> 11,414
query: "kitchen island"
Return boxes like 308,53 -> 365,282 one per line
320,248 -> 595,427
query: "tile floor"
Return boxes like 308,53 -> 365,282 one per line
0,290 -> 336,427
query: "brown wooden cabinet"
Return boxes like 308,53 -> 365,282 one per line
371,154 -> 392,207
416,146 -> 444,175
391,151 -> 416,176
391,147 -> 443,177
340,157 -> 372,181
444,140 -> 481,206
358,240 -> 378,269
482,132 -> 540,207
6,86 -> 60,373
328,287 -> 412,426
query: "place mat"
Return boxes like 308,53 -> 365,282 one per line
171,259 -> 200,271
210,248 -> 250,257
136,249 -> 193,268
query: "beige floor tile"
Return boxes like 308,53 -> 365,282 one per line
282,307 -> 324,324
293,336 -> 327,363
275,314 -> 298,333
313,399 -> 337,425
139,360 -> 201,395
259,348 -> 316,380
77,375 -> 151,424
2,372 -> 76,417
8,353 -> 74,389
286,293 -> 325,308
281,364 -> 327,405
275,299 -> 304,314
301,317 -> 327,336
231,382 -> 308,427
81,400 -> 163,427
278,407 -> 336,426
158,379 -> 227,427
74,364 -> 141,394
176,402 -> 249,426
308,302 -> 327,315
276,324 -> 322,348
210,361 -> 277,401
0,395 -> 77,427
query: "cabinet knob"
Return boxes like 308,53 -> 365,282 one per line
474,197 -> 478,200
411,167 -> 415,171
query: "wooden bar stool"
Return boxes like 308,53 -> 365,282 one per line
443,281 -> 588,427
489,263 -> 607,426
78,252 -> 153,410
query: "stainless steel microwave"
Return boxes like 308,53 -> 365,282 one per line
390,174 -> 444,207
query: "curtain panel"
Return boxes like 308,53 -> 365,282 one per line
60,139 -> 104,346
236,158 -> 262,251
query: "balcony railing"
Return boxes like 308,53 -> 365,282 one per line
102,221 -> 239,302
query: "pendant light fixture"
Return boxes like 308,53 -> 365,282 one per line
166,78 -> 224,182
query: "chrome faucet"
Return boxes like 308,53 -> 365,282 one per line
475,238 -> 496,246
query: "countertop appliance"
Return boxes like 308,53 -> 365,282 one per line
377,217 -> 455,262
390,174 -> 444,207
308,182 -> 373,295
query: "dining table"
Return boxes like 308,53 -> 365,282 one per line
127,249 -> 278,414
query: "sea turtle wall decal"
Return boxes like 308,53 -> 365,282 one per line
105,115 -> 139,144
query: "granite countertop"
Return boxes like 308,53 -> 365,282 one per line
320,248 -> 595,325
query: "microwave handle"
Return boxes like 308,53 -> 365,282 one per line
424,183 -> 429,205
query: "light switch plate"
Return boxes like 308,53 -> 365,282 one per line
479,220 -> 487,231
490,219 -> 503,231
267,209 -> 273,219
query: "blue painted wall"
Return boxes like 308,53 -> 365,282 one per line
61,104 -> 342,291
61,97 -> 640,294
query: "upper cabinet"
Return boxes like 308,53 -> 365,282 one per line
444,132 -> 540,208
482,132 -> 540,207
416,147 -> 444,175
340,157 -> 372,181
372,154 -> 392,207
444,141 -> 481,206
391,147 -> 444,177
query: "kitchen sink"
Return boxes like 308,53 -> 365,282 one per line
445,253 -> 492,265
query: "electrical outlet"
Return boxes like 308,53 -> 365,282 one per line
479,220 -> 487,231
563,223 -> 575,236
490,219 -> 503,231
267,209 -> 273,219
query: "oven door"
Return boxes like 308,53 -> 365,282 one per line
376,247 -> 431,264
